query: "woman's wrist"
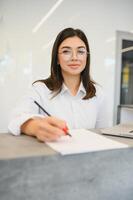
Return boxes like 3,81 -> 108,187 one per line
21,119 -> 36,137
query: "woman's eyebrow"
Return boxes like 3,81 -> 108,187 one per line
77,46 -> 86,49
61,46 -> 71,49
61,46 -> 86,49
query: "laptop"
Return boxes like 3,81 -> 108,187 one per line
100,123 -> 133,138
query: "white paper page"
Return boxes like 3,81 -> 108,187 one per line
46,129 -> 128,155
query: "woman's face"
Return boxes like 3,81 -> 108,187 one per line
58,36 -> 87,78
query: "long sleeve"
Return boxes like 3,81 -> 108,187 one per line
8,84 -> 45,135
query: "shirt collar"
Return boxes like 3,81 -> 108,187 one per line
60,83 -> 68,95
78,82 -> 86,94
60,82 -> 86,96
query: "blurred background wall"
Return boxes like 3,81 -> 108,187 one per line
0,0 -> 133,132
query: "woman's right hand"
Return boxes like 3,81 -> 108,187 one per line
21,116 -> 67,142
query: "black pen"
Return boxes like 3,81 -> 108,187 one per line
34,100 -> 72,137
129,130 -> 133,133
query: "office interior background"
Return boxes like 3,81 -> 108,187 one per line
0,0 -> 133,133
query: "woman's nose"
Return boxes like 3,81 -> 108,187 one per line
71,51 -> 78,60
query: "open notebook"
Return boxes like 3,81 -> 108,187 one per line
101,123 -> 133,138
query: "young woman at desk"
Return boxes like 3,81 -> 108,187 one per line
8,28 -> 108,142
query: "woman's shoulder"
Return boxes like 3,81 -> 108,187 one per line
31,81 -> 51,96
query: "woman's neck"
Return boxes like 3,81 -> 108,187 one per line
63,75 -> 81,96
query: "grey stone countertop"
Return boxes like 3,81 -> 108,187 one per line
1,131 -> 133,200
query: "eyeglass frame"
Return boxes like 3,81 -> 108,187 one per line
58,47 -> 90,60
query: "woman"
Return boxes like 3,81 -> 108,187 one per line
8,28 -> 108,142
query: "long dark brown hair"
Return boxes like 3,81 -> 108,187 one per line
34,27 -> 96,99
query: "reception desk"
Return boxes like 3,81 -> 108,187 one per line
0,132 -> 133,200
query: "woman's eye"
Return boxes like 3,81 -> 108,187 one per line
63,50 -> 71,54
78,50 -> 85,54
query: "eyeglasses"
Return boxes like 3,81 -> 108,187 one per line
58,48 -> 89,61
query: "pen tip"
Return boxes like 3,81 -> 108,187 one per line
67,132 -> 72,137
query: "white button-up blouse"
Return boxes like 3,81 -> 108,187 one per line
8,81 -> 108,135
